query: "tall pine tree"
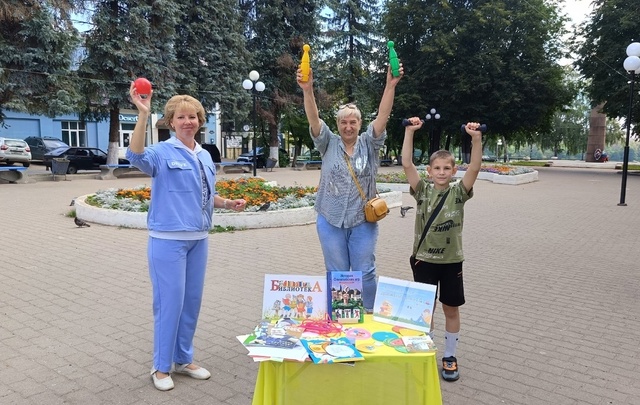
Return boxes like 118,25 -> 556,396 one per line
321,0 -> 383,111
243,0 -> 320,161
173,0 -> 250,124
0,2 -> 80,126
77,0 -> 181,163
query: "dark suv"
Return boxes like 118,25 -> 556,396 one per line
237,147 -> 288,168
43,146 -> 129,174
24,136 -> 69,161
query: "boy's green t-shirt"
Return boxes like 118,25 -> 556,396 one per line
410,180 -> 473,263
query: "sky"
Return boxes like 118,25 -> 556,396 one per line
557,0 -> 595,66
562,0 -> 593,25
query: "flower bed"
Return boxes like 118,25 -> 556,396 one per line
77,178 -> 403,229
456,163 -> 536,176
85,178 -> 318,213
376,164 -> 537,191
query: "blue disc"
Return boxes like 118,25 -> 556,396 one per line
372,331 -> 399,342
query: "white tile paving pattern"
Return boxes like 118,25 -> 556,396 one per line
1,162 -> 639,404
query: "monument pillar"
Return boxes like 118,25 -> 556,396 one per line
586,103 -> 606,162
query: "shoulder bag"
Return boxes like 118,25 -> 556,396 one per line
344,154 -> 389,222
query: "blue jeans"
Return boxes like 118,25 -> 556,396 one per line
316,214 -> 378,310
148,237 -> 208,373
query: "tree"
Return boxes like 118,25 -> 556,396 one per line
383,0 -> 572,156
542,69 -> 590,157
173,0 -> 251,124
242,0 -> 321,162
321,0 -> 383,108
0,2 -> 81,126
77,0 -> 181,163
574,0 -> 640,138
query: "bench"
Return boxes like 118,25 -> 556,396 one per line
264,158 -> 277,172
294,160 -> 322,170
0,166 -> 30,184
99,164 -> 142,180
380,159 -> 392,167
215,162 -> 253,174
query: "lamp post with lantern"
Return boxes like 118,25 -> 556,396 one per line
619,42 -> 640,206
242,70 -> 265,177
426,108 -> 441,159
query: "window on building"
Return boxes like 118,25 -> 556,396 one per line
61,121 -> 86,146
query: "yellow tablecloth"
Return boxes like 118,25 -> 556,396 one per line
251,316 -> 442,405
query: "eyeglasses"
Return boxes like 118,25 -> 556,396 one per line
338,103 -> 357,110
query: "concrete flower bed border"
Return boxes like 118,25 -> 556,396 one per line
455,170 -> 539,185
379,169 -> 538,192
75,191 -> 403,230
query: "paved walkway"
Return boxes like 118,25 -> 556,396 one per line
1,163 -> 639,404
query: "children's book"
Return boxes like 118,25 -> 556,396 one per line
401,335 -> 437,352
242,320 -> 301,349
262,274 -> 328,321
236,334 -> 309,362
327,271 -> 364,323
300,337 -> 365,364
372,276 -> 437,333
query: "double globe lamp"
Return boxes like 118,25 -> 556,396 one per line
242,70 -> 265,176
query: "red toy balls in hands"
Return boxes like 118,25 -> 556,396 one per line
134,78 -> 152,98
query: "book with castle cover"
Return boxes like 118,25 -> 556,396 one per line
262,274 -> 328,321
372,276 -> 437,333
327,271 -> 364,323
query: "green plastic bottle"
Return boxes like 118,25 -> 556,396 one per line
388,41 -> 400,77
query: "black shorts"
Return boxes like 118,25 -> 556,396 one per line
409,256 -> 465,307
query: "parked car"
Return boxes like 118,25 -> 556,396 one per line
24,136 -> 69,161
296,150 -> 322,161
43,146 -> 129,174
0,137 -> 31,167
237,147 -> 288,168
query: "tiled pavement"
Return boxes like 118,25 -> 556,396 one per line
1,163 -> 639,404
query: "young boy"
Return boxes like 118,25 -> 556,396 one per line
401,118 -> 483,382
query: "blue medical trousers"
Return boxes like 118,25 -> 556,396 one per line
316,214 -> 378,311
148,236 -> 208,373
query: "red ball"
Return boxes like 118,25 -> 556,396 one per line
134,78 -> 152,95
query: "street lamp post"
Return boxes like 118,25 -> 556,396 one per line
242,70 -> 265,177
619,42 -> 640,206
425,108 -> 441,159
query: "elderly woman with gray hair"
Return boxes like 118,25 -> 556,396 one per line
296,65 -> 403,312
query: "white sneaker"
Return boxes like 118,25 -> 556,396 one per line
174,363 -> 211,380
150,369 -> 174,391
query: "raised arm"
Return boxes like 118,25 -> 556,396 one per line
461,122 -> 484,192
128,82 -> 152,154
371,65 -> 404,137
296,68 -> 321,137
401,117 -> 423,192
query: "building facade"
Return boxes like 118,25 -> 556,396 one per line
0,106 -> 221,157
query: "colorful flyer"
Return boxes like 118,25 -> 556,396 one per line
372,276 -> 437,333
